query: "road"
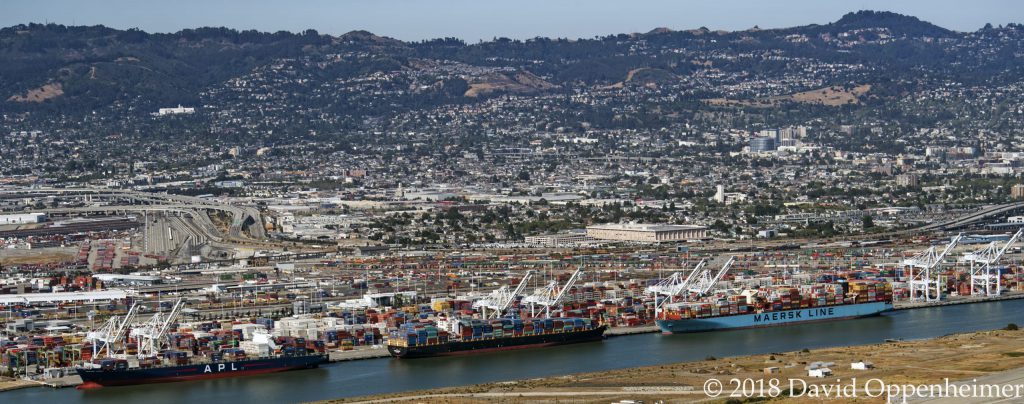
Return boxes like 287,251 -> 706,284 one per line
908,366 -> 1024,403
918,202 -> 1024,232
0,187 -> 266,246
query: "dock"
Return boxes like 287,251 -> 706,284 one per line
328,347 -> 389,362
605,324 -> 659,337
36,375 -> 82,388
0,378 -> 38,392
893,292 -> 1024,310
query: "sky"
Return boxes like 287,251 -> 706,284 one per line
3,0 -> 1023,42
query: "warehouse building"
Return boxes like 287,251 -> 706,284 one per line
586,223 -> 707,243
524,230 -> 593,246
0,212 -> 47,225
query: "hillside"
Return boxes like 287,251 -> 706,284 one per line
0,11 -> 1021,121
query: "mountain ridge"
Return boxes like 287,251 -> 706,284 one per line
0,11 -> 1020,116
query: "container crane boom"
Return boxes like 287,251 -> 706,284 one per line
961,228 -> 1021,296
646,260 -> 707,297
473,271 -> 534,318
524,267 -> 584,318
550,267 -> 584,308
961,228 -> 1023,265
904,233 -> 963,301
88,302 -> 140,359
690,256 -> 735,296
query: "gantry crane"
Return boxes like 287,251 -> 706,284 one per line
472,271 -> 534,318
523,267 -> 585,318
646,260 -> 707,297
960,228 -> 1022,296
646,260 -> 706,314
131,298 -> 186,357
903,233 -> 962,302
647,257 -> 735,314
688,256 -> 735,296
86,302 -> 141,359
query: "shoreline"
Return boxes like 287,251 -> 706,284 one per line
326,325 -> 1024,403
602,292 -> 1024,337
10,293 -> 1021,392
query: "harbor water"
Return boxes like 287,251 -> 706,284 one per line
6,299 -> 1024,403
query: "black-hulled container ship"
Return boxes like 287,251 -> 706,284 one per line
76,332 -> 329,388
387,317 -> 606,358
76,353 -> 328,388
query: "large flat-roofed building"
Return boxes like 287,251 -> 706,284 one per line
524,230 -> 593,246
586,223 -> 707,243
0,212 -> 47,225
156,105 -> 195,116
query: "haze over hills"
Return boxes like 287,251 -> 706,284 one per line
1,10 -> 1020,118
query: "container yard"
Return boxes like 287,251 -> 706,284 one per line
1,233 -> 1023,392
4,3 -> 1024,401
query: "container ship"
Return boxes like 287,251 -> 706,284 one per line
76,301 -> 328,388
656,280 -> 893,333
387,317 -> 606,358
77,351 -> 327,387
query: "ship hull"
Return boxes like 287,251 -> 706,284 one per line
656,302 -> 892,334
388,325 -> 607,358
75,354 -> 328,388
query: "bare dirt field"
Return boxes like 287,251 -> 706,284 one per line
7,82 -> 64,103
328,327 -> 1024,403
705,84 -> 871,108
0,247 -> 76,266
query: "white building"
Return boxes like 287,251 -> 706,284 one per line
851,361 -> 874,370
156,105 -> 196,116
806,361 -> 836,378
524,231 -> 593,246
586,223 -> 707,243
808,367 -> 833,378
0,212 -> 47,225
712,185 -> 747,205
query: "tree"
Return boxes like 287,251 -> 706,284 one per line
862,215 -> 874,229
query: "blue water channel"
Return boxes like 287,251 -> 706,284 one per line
6,299 -> 1023,403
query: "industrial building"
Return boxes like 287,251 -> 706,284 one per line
586,223 -> 707,243
0,212 -> 47,225
524,230 -> 593,246
91,274 -> 163,286
0,290 -> 128,305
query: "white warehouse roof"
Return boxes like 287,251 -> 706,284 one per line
0,290 -> 128,304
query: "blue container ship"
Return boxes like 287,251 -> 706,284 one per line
657,301 -> 892,333
656,280 -> 894,334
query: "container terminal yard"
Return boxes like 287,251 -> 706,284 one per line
1,190 -> 1024,401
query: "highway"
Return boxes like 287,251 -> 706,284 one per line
918,202 -> 1024,232
0,187 -> 265,245
0,187 -> 303,264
